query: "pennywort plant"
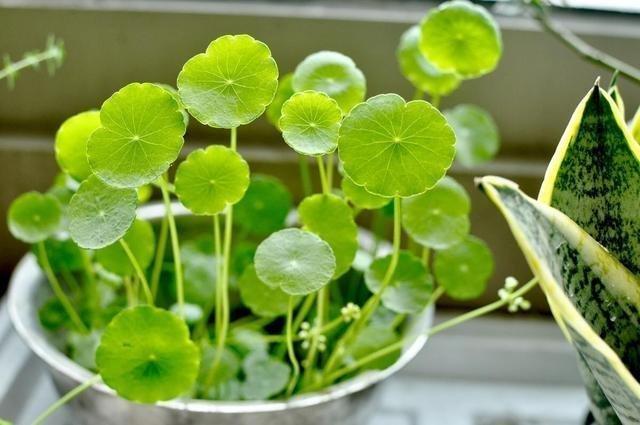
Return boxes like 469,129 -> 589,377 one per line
6,1 -> 534,422
0,35 -> 64,89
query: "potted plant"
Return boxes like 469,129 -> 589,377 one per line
479,78 -> 640,424
4,2 -> 534,424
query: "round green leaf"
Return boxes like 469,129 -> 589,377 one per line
339,93 -> 455,197
241,352 -> 290,400
254,228 -> 336,295
34,237 -> 85,273
341,175 -> 391,210
279,90 -> 342,156
345,324 -> 400,371
199,343 -> 240,386
181,240 -> 217,308
68,175 -> 137,249
8,192 -> 62,243
402,176 -> 470,250
292,51 -> 366,114
238,264 -> 300,318
235,174 -> 292,236
298,193 -> 358,278
444,104 -> 500,167
397,26 -> 460,96
177,34 -> 279,128
154,83 -> 189,127
88,82 -> 186,188
54,110 -> 101,182
419,0 -> 502,78
175,145 -> 250,216
96,219 -> 156,276
365,251 -> 433,314
433,235 -> 493,300
96,305 -> 200,403
266,73 -> 294,130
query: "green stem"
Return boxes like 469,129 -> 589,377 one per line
301,287 -> 326,384
326,153 -> 334,190
213,214 -> 223,339
286,296 -> 301,396
412,88 -> 424,100
79,250 -> 99,317
119,240 -> 153,305
298,155 -> 313,197
123,276 -> 135,307
428,286 -> 445,306
422,247 -> 431,268
264,316 -> 344,343
324,197 -> 402,375
150,214 -> 169,300
293,293 -> 316,332
32,374 -> 101,425
316,156 -> 329,195
158,176 -> 184,314
430,94 -> 441,109
323,277 -> 539,384
0,40 -> 63,87
37,242 -> 88,333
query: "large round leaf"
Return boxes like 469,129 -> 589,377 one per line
444,104 -> 500,167
397,26 -> 460,96
338,93 -> 455,197
254,228 -> 336,295
68,175 -> 137,249
54,110 -> 101,182
292,51 -> 366,114
365,251 -> 433,314
298,193 -> 358,278
175,145 -> 250,216
96,219 -> 156,276
8,192 -> 62,243
402,176 -> 470,250
279,90 -> 342,156
341,176 -> 391,210
238,264 -> 299,318
235,174 -> 292,236
88,83 -> 185,188
433,235 -> 493,300
177,34 -> 278,129
419,1 -> 502,78
96,305 -> 200,403
266,73 -> 295,130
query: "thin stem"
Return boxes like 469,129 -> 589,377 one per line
293,293 -> 316,332
323,277 -> 539,384
37,242 -> 88,334
264,316 -> 344,343
158,176 -> 184,314
422,247 -> 431,268
301,286 -> 326,384
316,156 -> 330,194
123,276 -> 135,307
430,94 -> 441,109
32,374 -> 101,425
298,155 -> 313,196
230,127 -> 237,150
326,153 -> 335,190
150,214 -> 169,300
213,214 -> 223,339
529,0 -> 640,84
324,197 -> 402,375
286,296 -> 301,396
428,286 -> 445,307
119,240 -> 153,305
412,88 -> 424,101
79,250 -> 99,316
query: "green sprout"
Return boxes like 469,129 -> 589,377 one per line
0,35 -> 64,89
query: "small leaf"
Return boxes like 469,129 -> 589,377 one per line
266,73 -> 295,130
8,192 -> 62,243
175,145 -> 250,216
68,175 -> 137,249
229,328 -> 268,357
254,228 -> 336,295
445,104 -> 500,167
292,51 -> 366,114
341,175 -> 391,210
339,93 -> 455,197
154,83 -> 190,127
96,219 -> 155,276
39,297 -> 71,331
365,251 -> 433,314
181,239 -> 217,308
419,0 -> 502,78
402,176 -> 470,249
170,302 -> 203,325
298,193 -> 358,278
238,264 -> 299,317
68,330 -> 102,370
279,90 -> 342,156
630,106 -> 640,142
433,235 -> 493,300
235,174 -> 292,236
198,343 -> 240,385
177,34 -> 278,129
33,237 -> 85,273
88,83 -> 186,188
96,305 -> 200,403
54,110 -> 101,182
241,352 -> 290,400
608,84 -> 625,118
397,25 -> 460,96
